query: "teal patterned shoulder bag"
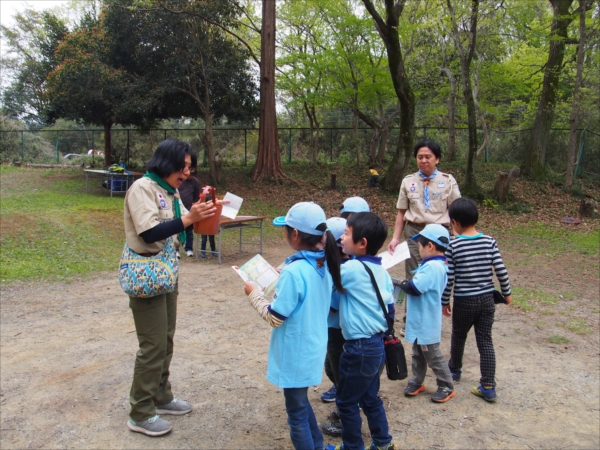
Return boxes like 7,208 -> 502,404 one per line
118,236 -> 179,298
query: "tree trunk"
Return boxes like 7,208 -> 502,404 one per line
252,0 -> 286,182
447,0 -> 479,196
362,0 -> 416,191
523,0 -> 575,179
493,166 -> 520,203
440,67 -> 457,161
304,101 -> 319,164
355,108 -> 381,164
103,120 -> 113,167
353,109 -> 360,167
566,0 -> 588,190
378,121 -> 390,164
199,115 -> 219,185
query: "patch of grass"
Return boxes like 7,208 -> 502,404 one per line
540,310 -> 555,315
548,335 -> 570,344
563,318 -> 591,335
1,166 -> 124,283
511,287 -> 566,309
592,308 -> 600,314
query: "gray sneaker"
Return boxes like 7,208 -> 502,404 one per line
127,415 -> 172,436
155,398 -> 192,415
320,420 -> 342,437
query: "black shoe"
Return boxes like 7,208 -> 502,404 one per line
320,420 -> 342,437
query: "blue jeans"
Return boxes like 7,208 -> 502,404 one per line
283,387 -> 323,450
336,333 -> 391,450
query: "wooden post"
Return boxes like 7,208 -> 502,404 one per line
331,173 -> 337,190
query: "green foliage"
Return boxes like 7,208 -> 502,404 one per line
548,335 -> 569,344
483,198 -> 499,209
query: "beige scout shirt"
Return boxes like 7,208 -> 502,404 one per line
396,171 -> 461,225
124,177 -> 189,254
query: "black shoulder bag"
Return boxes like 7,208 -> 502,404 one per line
360,262 -> 408,381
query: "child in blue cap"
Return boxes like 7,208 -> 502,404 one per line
243,202 -> 344,450
399,223 -> 456,403
319,217 -> 348,438
328,212 -> 396,450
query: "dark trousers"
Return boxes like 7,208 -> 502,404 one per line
201,234 -> 215,252
368,176 -> 379,187
184,225 -> 194,252
324,327 -> 346,386
449,292 -> 497,387
129,288 -> 177,421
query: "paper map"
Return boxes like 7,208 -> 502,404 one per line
378,241 -> 410,269
232,254 -> 279,293
221,192 -> 243,219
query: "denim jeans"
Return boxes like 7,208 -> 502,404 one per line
336,333 -> 392,450
283,387 -> 323,450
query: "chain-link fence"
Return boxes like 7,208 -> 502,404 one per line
1,126 -> 597,184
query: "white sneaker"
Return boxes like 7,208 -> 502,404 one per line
185,250 -> 194,257
176,251 -> 180,259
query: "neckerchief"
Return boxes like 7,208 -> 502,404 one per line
418,168 -> 438,210
284,249 -> 326,276
143,171 -> 185,246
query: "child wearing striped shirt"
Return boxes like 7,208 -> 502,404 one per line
442,198 -> 512,403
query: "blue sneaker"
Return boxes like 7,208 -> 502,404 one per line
321,385 -> 336,403
471,385 -> 497,403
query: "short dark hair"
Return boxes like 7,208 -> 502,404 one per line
413,140 -> 442,160
346,212 -> 388,256
448,198 -> 479,227
417,235 -> 447,253
146,138 -> 194,178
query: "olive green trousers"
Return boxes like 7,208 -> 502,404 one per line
128,287 -> 177,421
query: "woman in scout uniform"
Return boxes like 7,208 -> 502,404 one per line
124,138 -> 219,437
387,140 -> 461,316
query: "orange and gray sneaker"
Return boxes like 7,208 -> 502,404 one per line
431,386 -> 456,403
404,381 -> 426,396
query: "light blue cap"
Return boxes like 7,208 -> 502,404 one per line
272,202 -> 327,236
411,224 -> 450,248
340,196 -> 370,214
326,217 -> 346,246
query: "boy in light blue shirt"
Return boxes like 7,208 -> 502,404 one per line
327,212 -> 396,450
398,224 -> 455,403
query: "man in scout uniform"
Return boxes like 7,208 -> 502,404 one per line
387,140 -> 461,333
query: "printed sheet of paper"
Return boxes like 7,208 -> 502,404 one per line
232,254 -> 279,293
378,241 -> 410,269
221,192 -> 243,219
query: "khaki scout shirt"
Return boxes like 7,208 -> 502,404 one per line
396,171 -> 461,225
124,177 -> 189,254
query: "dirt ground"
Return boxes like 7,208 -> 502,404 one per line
1,240 -> 599,450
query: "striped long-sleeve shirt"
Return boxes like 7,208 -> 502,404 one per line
442,234 -> 511,304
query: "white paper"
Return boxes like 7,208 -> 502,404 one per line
232,254 -> 279,293
378,241 -> 410,269
221,192 -> 243,219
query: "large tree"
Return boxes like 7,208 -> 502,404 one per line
1,10 -> 68,126
106,0 -> 258,184
361,0 -> 416,191
446,0 -> 480,195
522,0 -> 576,179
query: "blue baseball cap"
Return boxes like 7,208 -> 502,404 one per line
411,224 -> 450,248
340,197 -> 370,214
326,217 -> 347,246
273,202 -> 327,236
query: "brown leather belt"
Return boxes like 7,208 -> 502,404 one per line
406,221 -> 427,227
138,252 -> 159,257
